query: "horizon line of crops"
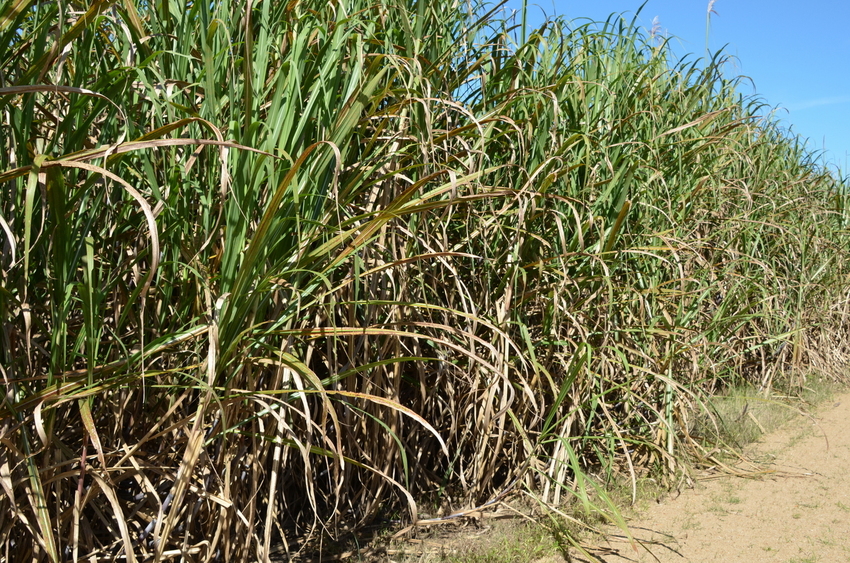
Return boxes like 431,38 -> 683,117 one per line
1,1 -> 849,561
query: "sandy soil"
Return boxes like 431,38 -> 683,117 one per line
586,392 -> 850,563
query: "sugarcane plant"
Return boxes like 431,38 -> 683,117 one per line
0,1 -> 848,561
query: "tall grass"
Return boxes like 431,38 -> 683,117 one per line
1,1 -> 848,560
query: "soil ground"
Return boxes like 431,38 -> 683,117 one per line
586,390 -> 850,563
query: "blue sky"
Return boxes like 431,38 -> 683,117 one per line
499,0 -> 850,173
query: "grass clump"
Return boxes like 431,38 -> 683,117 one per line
434,522 -> 559,563
1,1 -> 849,561
694,386 -> 800,448
691,377 -> 846,455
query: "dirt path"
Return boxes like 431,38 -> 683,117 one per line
590,392 -> 850,563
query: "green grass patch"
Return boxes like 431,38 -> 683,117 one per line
691,376 -> 846,453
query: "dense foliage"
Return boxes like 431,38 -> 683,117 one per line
1,0 -> 848,560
